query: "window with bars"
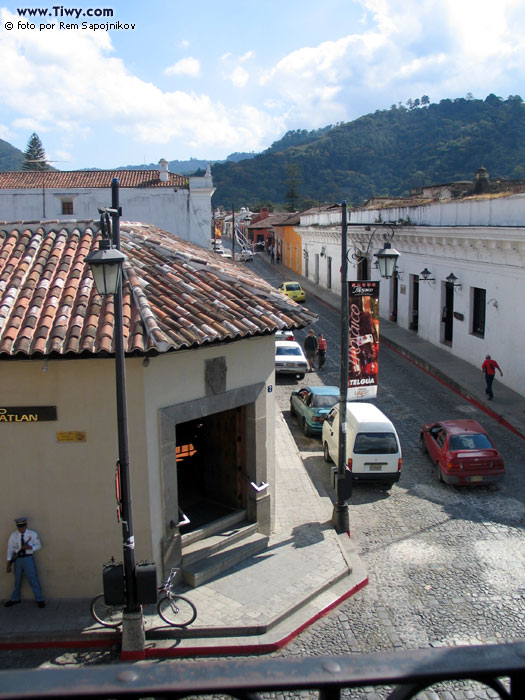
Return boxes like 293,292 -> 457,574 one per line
61,200 -> 74,215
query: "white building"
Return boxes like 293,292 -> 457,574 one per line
0,160 -> 214,248
297,194 -> 525,396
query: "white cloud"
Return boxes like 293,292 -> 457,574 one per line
179,39 -> 190,49
164,56 -> 200,77
239,51 -> 254,62
228,66 -> 249,88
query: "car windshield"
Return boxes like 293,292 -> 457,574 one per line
276,346 -> 302,356
313,395 -> 338,408
286,284 -> 301,291
449,433 -> 492,450
353,432 -> 399,454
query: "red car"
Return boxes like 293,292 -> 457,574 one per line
419,419 -> 505,485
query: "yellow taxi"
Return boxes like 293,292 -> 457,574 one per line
279,281 -> 306,302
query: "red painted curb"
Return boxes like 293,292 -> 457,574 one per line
383,340 -> 525,441
137,575 -> 369,659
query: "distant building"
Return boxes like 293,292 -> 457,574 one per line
0,160 -> 214,248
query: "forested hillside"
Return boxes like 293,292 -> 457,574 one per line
211,94 -> 525,209
0,139 -> 24,171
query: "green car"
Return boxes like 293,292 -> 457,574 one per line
290,385 -> 340,436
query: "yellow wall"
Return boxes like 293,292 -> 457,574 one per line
0,335 -> 276,600
0,357 -> 149,599
276,224 -> 302,275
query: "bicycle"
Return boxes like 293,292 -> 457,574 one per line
90,565 -> 197,629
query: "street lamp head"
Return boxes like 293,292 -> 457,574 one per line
86,244 -> 126,296
374,242 -> 399,279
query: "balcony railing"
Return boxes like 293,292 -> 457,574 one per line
0,641 -> 524,699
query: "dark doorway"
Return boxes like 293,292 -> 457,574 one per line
409,275 -> 419,331
176,406 -> 245,533
442,281 -> 454,345
390,271 -> 399,322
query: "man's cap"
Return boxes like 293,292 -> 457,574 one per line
14,517 -> 27,525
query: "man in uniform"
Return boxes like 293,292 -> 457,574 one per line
5,517 -> 45,608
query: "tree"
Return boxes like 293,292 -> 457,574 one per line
285,163 -> 302,212
22,133 -> 49,171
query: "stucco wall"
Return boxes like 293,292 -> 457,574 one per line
0,357 -> 149,599
0,335 -> 276,599
0,184 -> 213,248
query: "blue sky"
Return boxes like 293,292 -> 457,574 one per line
1,0 -> 525,170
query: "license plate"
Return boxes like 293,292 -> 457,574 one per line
369,464 -> 383,471
470,475 -> 483,482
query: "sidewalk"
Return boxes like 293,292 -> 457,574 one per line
273,259 -> 525,439
0,410 -> 368,659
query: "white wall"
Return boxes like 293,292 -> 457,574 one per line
0,180 -> 214,248
298,197 -> 525,396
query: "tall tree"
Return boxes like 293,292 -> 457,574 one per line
22,133 -> 49,170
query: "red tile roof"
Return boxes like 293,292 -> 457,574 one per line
0,170 -> 188,189
0,220 -> 316,358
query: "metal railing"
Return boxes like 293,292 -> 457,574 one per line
0,641 -> 524,699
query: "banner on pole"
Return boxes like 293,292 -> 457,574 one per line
347,281 -> 380,400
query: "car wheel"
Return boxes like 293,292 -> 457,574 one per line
323,442 -> 332,463
303,419 -> 311,437
290,401 -> 296,417
297,374 -> 305,380
436,462 -> 444,483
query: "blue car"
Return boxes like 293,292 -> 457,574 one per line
290,385 -> 340,437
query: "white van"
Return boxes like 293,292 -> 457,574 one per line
322,402 -> 401,487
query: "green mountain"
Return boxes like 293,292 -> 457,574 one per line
0,139 -> 24,171
211,94 -> 525,208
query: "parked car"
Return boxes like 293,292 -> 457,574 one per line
275,330 -> 295,342
278,281 -> 306,303
290,386 -> 340,436
238,248 -> 254,262
419,419 -> 505,485
322,402 -> 402,487
275,341 -> 308,380
214,248 -> 232,259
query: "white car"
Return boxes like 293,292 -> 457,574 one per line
275,341 -> 308,380
214,248 -> 232,259
238,248 -> 254,262
275,330 -> 295,342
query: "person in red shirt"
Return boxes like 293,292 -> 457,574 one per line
481,355 -> 503,400
317,333 -> 327,369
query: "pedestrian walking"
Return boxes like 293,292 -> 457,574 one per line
5,517 -> 45,608
481,355 -> 503,400
303,329 -> 318,372
317,333 -> 327,369
270,246 -> 275,264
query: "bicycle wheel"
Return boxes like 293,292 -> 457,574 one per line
90,594 -> 124,628
157,594 -> 197,627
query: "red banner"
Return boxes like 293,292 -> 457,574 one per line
348,281 -> 380,399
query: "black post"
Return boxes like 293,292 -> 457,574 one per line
231,203 -> 235,261
332,201 -> 350,533
110,178 -> 139,613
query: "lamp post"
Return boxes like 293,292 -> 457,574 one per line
332,213 -> 400,534
85,179 -> 145,653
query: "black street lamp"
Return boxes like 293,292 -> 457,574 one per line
332,214 -> 400,534
85,179 -> 145,652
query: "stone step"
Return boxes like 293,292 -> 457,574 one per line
182,519 -> 259,567
180,509 -> 246,548
182,532 -> 269,588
